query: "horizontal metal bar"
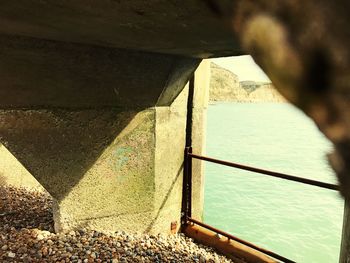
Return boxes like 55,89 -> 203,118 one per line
189,153 -> 339,191
187,217 -> 296,263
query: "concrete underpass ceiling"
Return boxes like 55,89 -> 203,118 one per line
0,0 -> 241,58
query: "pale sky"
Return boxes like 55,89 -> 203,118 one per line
210,55 -> 271,82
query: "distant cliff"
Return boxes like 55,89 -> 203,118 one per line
209,63 -> 286,103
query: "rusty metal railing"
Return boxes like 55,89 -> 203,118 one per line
181,146 -> 339,263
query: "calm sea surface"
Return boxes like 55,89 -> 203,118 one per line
204,103 -> 344,263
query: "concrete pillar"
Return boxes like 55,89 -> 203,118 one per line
0,35 -> 204,233
191,61 -> 210,220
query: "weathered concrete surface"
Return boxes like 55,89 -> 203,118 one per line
0,97 -> 190,233
51,109 -> 157,232
0,1 -> 241,58
0,36 -> 209,233
0,73 -> 209,234
0,144 -> 44,191
152,85 -> 189,233
191,61 -> 210,220
0,109 -> 141,201
0,2 -> 216,232
0,35 -> 199,108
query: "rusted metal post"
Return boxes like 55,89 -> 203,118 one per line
188,146 -> 193,218
181,147 -> 189,225
182,74 -> 194,227
181,146 -> 193,226
340,200 -> 350,263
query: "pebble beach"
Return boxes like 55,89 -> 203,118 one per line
0,186 -> 234,262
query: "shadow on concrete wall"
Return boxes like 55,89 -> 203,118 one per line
0,109 -> 139,201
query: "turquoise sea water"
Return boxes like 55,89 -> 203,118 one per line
204,103 -> 344,263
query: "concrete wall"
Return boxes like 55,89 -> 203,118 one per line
52,87 -> 191,233
50,108 -> 157,232
0,0 -> 229,235
0,38 -> 209,233
152,85 -> 189,233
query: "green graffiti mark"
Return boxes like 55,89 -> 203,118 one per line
114,146 -> 133,170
